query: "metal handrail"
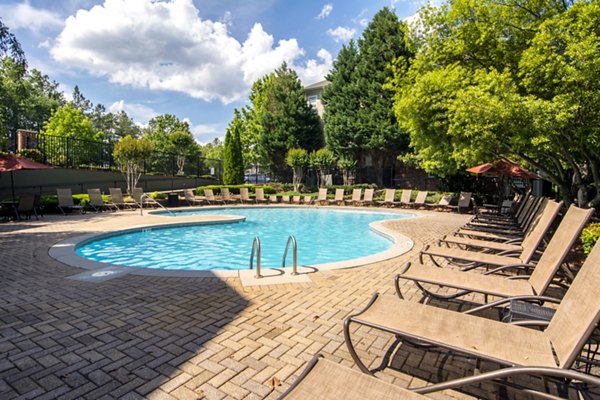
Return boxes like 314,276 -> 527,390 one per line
139,193 -> 175,216
250,236 -> 262,278
282,235 -> 298,276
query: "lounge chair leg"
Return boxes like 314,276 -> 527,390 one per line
343,293 -> 381,375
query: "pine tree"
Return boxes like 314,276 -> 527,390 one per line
223,110 -> 245,185
259,62 -> 323,180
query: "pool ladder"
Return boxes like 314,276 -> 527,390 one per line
249,235 -> 298,279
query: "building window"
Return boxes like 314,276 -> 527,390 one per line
307,95 -> 318,107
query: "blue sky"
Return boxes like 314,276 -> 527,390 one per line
1,0 -> 433,143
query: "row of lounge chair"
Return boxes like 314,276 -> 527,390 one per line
278,194 -> 600,399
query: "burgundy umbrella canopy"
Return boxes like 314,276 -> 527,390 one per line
0,154 -> 53,202
466,159 -> 539,180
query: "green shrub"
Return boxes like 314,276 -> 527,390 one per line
72,194 -> 89,206
16,148 -> 44,162
581,222 -> 600,255
149,192 -> 167,200
197,185 -> 276,195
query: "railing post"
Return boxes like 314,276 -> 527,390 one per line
282,235 -> 298,276
250,236 -> 261,279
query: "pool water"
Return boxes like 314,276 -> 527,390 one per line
76,207 -> 413,270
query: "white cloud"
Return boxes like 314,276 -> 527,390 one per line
185,120 -> 225,144
295,49 -> 332,85
327,26 -> 356,43
0,2 -> 64,33
352,8 -> 369,27
51,0 -> 330,104
109,100 -> 158,125
316,4 -> 333,19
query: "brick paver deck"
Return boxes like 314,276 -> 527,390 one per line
0,207 -> 583,399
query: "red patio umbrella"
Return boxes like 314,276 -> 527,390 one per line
466,159 -> 539,179
0,154 -> 53,203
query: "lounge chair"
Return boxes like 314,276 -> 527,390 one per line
281,195 -> 291,204
424,194 -> 452,211
303,195 -> 313,205
181,189 -> 203,206
398,189 -> 412,207
396,204 -> 593,304
56,188 -> 85,215
419,200 -> 567,271
357,188 -> 374,206
203,189 -> 225,205
410,191 -> 428,209
220,188 -> 238,204
87,188 -> 118,212
132,187 -> 162,208
328,189 -> 345,206
344,239 -> 600,399
292,195 -> 301,204
345,188 -> 362,206
255,188 -> 268,204
240,187 -> 253,204
438,198 -> 561,254
109,188 -> 138,209
269,195 -> 278,203
316,188 -> 328,205
278,354 -> 600,400
446,191 -> 472,213
16,194 -> 37,220
376,189 -> 395,207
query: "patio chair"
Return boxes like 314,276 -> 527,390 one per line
446,191 -> 472,213
87,188 -> 118,212
345,188 -> 362,206
16,194 -> 37,220
410,191 -> 428,209
419,200 -> 568,271
465,195 -> 542,232
56,188 -> 85,215
396,204 -> 593,304
269,194 -> 278,203
328,188 -> 345,206
438,198 -> 561,254
316,188 -> 328,205
278,354 -> 600,400
292,195 -> 301,204
255,188 -> 268,204
356,188 -> 374,206
375,189 -> 396,207
109,188 -> 138,209
399,189 -> 412,207
132,187 -> 162,208
181,189 -> 203,206
203,189 -> 225,205
240,187 -> 253,204
303,195 -> 313,205
344,238 -> 600,397
281,195 -> 291,204
424,194 -> 453,211
220,188 -> 238,204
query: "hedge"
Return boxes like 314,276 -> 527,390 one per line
581,222 -> 600,255
196,185 -> 276,195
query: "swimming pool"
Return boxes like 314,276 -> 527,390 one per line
75,207 -> 414,271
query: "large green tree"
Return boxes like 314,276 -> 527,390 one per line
0,18 -> 25,67
42,103 -> 97,141
241,75 -> 272,167
259,62 -> 323,180
390,0 -> 598,206
223,110 -> 245,184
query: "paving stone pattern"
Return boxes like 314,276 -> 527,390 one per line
0,209 -> 588,399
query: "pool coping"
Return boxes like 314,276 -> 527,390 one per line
49,205 -> 417,282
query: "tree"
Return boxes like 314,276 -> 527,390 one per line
170,130 -> 198,175
241,75 -> 273,167
259,62 -> 323,180
286,148 -> 309,191
337,155 -> 357,186
309,148 -> 336,187
223,110 -> 245,184
322,41 -> 361,161
201,138 -> 224,177
113,136 -> 153,195
42,103 -> 97,141
354,7 -> 412,184
389,0 -> 598,206
71,85 -> 92,114
0,18 -> 26,67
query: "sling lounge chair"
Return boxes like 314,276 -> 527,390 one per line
16,194 -> 37,220
204,189 -> 225,205
396,204 -> 593,304
424,194 -> 452,211
344,240 -> 600,399
345,188 -> 362,206
109,188 -> 138,209
410,191 -> 428,209
269,195 -> 278,203
87,188 -> 118,212
399,189 -> 412,207
376,189 -> 396,207
328,188 -> 345,206
281,195 -> 291,204
419,200 -> 566,271
278,354 -> 600,400
255,188 -> 268,204
292,195 -> 301,204
356,188 -> 374,206
57,188 -> 85,215
132,187 -> 162,208
303,195 -> 313,205
317,188 -> 328,205
446,191 -> 472,213
240,188 -> 253,204
220,188 -> 238,204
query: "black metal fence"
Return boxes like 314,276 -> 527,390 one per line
21,133 -> 223,179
